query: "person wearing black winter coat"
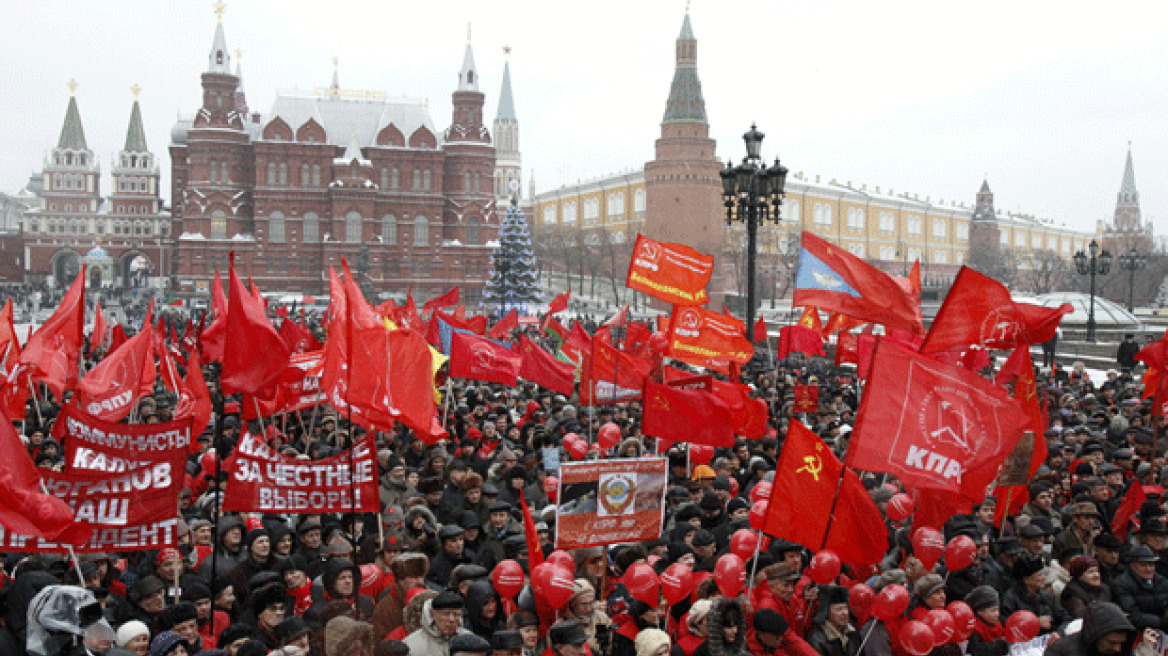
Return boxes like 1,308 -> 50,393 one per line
806,586 -> 856,656
1000,554 -> 1070,637
462,580 -> 507,640
0,571 -> 57,656
303,558 -> 375,625
1044,602 -> 1137,656
693,599 -> 748,656
1110,546 -> 1168,631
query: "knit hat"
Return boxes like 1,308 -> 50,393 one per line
966,586 -> 999,612
1012,553 -> 1046,581
635,629 -> 671,656
752,609 -> 788,636
150,631 -> 190,656
116,621 -> 150,648
1068,556 -> 1099,580
914,574 -> 945,600
687,599 -> 713,634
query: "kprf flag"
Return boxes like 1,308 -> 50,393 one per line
666,305 -> 753,372
625,234 -> 715,306
793,231 -> 922,335
797,307 -> 822,332
762,420 -> 886,565
547,291 -> 570,315
581,335 -> 651,405
518,335 -> 575,396
449,331 -> 521,387
642,378 -> 735,447
20,265 -> 85,398
920,266 -> 1072,354
489,308 -> 520,340
847,340 -> 1026,502
74,325 -> 154,422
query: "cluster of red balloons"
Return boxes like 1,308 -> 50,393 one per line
563,433 -> 589,460
892,603 -> 1038,656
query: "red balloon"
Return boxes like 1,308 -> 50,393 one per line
947,601 -> 976,641
945,535 -> 978,572
714,553 -> 746,598
588,444 -> 605,459
730,529 -> 760,561
690,444 -> 714,465
544,476 -> 559,501
911,527 -> 946,571
849,584 -> 876,623
624,562 -> 661,606
563,432 -> 580,445
567,438 -> 589,460
886,494 -> 915,521
899,620 -> 936,656
728,477 -> 740,497
531,563 -> 553,600
749,481 -> 773,504
547,550 -> 574,572
544,565 -> 576,609
649,332 -> 670,355
749,500 -> 769,530
809,551 -> 842,585
1004,611 -> 1040,644
661,563 -> 694,605
923,609 -> 957,645
598,423 -> 622,450
492,560 -> 525,598
873,584 -> 911,621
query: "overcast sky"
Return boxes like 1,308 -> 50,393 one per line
0,0 -> 1164,234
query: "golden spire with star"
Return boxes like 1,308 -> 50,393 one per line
67,79 -> 78,96
131,84 -> 141,100
213,0 -> 226,22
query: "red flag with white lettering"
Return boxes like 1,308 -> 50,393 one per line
449,332 -> 521,387
847,340 -> 1026,502
74,327 -> 154,422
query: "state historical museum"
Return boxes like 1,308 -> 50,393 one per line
169,16 -> 502,300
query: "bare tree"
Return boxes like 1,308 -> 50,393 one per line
1024,249 -> 1072,295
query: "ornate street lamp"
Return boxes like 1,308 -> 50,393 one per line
1073,240 -> 1112,342
720,124 -> 788,339
1118,248 -> 1147,312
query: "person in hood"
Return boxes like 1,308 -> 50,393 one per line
26,585 -> 109,656
306,558 -> 374,623
692,598 -> 746,656
388,590 -> 438,642
227,529 -> 284,612
381,455 -> 416,512
198,515 -> 246,581
0,570 -> 57,656
403,592 -> 472,656
1045,601 -> 1141,656
462,580 -> 505,640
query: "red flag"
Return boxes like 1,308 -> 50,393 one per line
0,409 -> 87,544
489,309 -> 520,340
107,324 -> 127,355
1112,482 -> 1148,540
989,346 -> 1048,522
604,304 -> 629,328
423,287 -> 460,313
182,318 -> 197,355
21,266 -> 86,399
791,384 -> 819,413
778,325 -> 826,359
753,317 -> 768,342
821,312 -> 865,339
643,378 -> 735,447
221,253 -> 290,395
74,327 -> 154,422
667,305 -> 753,372
794,231 -> 922,334
0,300 -> 19,369
580,335 -> 651,405
89,301 -> 107,354
834,331 -> 859,366
176,351 -> 213,437
625,234 -> 715,306
711,380 -> 769,439
169,299 -> 183,308
518,335 -> 575,396
520,489 -> 545,569
913,487 -> 975,531
465,315 -> 488,336
542,316 -> 569,341
920,267 -> 1072,354
450,331 -> 521,386
893,260 -> 925,334
1136,338 -> 1168,416
762,420 -> 886,565
797,307 -> 823,332
547,291 -> 570,315
847,340 -> 1026,502
200,270 -> 228,364
278,318 -> 322,354
560,322 -> 591,363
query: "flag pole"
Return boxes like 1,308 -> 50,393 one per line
441,378 -> 454,426
998,485 -> 1015,540
27,379 -> 43,427
40,479 -> 86,585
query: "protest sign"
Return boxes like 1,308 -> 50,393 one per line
555,457 -> 668,550
625,234 -> 715,306
224,432 -> 379,514
56,403 -> 195,472
0,459 -> 182,553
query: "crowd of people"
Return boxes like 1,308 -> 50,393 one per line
1,306 -> 1166,656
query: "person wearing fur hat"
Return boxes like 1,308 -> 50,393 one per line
403,591 -> 471,656
248,583 -> 291,649
154,601 -> 204,654
634,629 -> 670,656
404,504 -> 441,557
226,528 -> 283,612
565,579 -> 610,654
1000,553 -> 1069,637
965,586 -> 1008,656
1060,556 -> 1112,620
324,616 -> 375,656
693,598 -> 748,656
306,558 -> 375,624
458,471 -> 490,527
372,552 -> 430,640
806,586 -> 854,656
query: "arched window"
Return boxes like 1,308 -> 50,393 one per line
423,170 -> 432,191
211,210 -> 227,239
345,211 -> 362,243
267,162 -> 277,187
392,167 -> 400,190
312,164 -> 321,188
413,215 -> 429,246
303,212 -> 319,243
278,163 -> 288,186
381,168 -> 389,190
382,214 -> 397,245
466,219 -> 480,245
412,169 -> 421,190
269,211 -> 286,243
302,164 -> 310,188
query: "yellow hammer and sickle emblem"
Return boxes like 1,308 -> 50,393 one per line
797,455 -> 823,482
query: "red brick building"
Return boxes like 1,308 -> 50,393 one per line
169,17 -> 499,300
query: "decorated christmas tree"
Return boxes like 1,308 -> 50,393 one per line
483,196 -> 540,312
